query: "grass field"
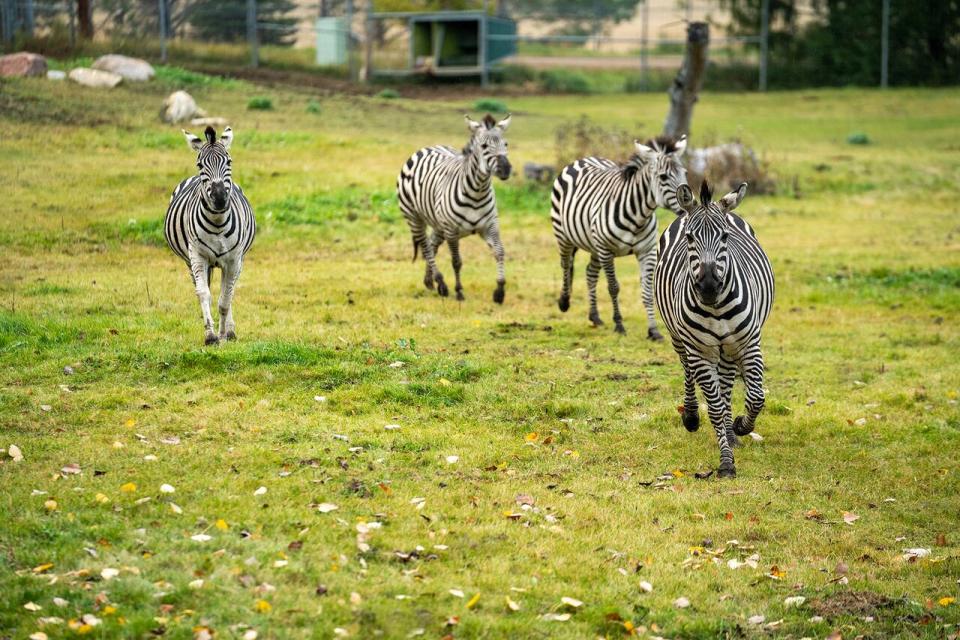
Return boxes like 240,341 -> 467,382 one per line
1,72 -> 959,639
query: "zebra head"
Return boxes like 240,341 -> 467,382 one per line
183,126 -> 234,212
632,135 -> 688,215
679,180 -> 748,306
465,113 -> 512,180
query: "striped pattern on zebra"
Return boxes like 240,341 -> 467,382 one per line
550,135 -> 688,338
397,113 -> 512,304
655,180 -> 774,478
165,126 -> 256,346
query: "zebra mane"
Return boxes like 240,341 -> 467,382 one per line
204,126 -> 216,145
620,134 -> 681,179
699,179 -> 713,204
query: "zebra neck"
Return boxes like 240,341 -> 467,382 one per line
197,199 -> 233,228
623,172 -> 657,220
462,152 -> 492,200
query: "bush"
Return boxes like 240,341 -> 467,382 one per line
306,99 -> 322,114
473,98 -> 508,113
539,69 -> 593,94
554,116 -> 634,170
491,64 -> 537,85
686,142 -> 777,196
247,97 -> 274,110
376,89 -> 400,99
847,132 -> 870,145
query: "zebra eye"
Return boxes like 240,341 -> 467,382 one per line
720,230 -> 730,241
660,173 -> 669,180
481,143 -> 488,150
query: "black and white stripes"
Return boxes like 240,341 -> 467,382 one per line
550,136 -> 688,337
397,114 -> 512,304
165,126 -> 256,345
655,181 -> 774,477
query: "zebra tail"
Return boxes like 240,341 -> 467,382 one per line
412,238 -> 419,262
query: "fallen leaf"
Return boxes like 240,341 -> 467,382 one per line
95,493 -> 109,504
29,633 -> 48,640
673,597 -> 690,608
100,567 -> 119,580
748,615 -> 765,625
466,593 -> 481,609
842,511 -> 860,525
43,500 -> 58,512
254,486 -> 267,496
120,482 -> 136,493
24,602 -> 42,611
784,596 -> 806,607
639,581 -> 653,593
749,432 -> 764,441
541,613 -> 571,621
191,534 -> 212,542
60,463 -> 81,476
317,503 -> 338,513
445,455 -> 459,465
32,563 -> 54,573
505,596 -> 520,611
160,436 -> 180,445
384,424 -> 401,431
254,599 -> 272,613
8,444 -> 23,462
189,579 -> 204,589
939,597 -> 955,606
448,589 -> 465,599
170,502 -> 183,515
215,519 -> 229,530
160,484 -> 175,494
561,597 -> 583,608
524,432 -> 538,442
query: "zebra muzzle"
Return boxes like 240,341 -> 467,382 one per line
495,157 -> 512,180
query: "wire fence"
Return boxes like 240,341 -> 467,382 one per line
0,0 -> 906,91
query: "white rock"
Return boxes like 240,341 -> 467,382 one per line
639,581 -> 653,593
160,90 -> 205,124
190,117 -> 229,127
673,596 -> 690,608
160,484 -> 175,494
748,615 -> 765,625
784,596 -> 806,607
46,70 -> 66,81
68,68 -> 123,89
92,54 -> 154,81
8,444 -> 23,462
100,567 -> 119,580
254,486 -> 267,496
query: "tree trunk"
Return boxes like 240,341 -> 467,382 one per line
663,21 -> 709,139
496,0 -> 509,18
76,0 -> 93,38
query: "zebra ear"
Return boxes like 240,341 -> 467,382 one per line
672,135 -> 688,157
465,114 -> 482,133
496,113 -> 511,131
220,127 -> 233,151
633,140 -> 656,161
182,129 -> 204,152
676,183 -> 695,212
720,182 -> 748,211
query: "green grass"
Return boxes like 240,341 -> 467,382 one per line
1,75 -> 959,639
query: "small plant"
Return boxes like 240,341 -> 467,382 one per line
539,69 -> 593,94
306,99 -> 322,114
376,89 -> 400,99
247,97 -> 274,111
473,98 -> 508,113
847,132 -> 870,145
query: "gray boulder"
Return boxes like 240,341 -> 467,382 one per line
161,90 -> 207,124
92,54 -> 155,82
69,68 -> 123,88
0,52 -> 47,78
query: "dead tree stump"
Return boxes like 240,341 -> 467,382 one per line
663,22 -> 710,139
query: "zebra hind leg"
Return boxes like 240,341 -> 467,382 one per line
638,249 -> 663,341
733,348 -> 765,436
557,245 -> 575,312
692,356 -> 736,477
676,346 -> 699,432
599,252 -> 625,334
448,237 -> 465,301
585,255 -> 603,327
718,355 -> 740,447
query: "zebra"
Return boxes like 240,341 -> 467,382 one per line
397,113 -> 512,304
551,135 -> 688,338
164,126 -> 256,346
654,180 -> 774,478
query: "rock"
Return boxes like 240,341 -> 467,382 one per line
190,117 -> 229,128
523,162 -> 555,184
92,54 -> 154,82
161,90 -> 206,124
0,52 -> 47,78
47,70 -> 66,81
68,68 -> 123,88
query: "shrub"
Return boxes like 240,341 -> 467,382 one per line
491,64 -> 537,85
554,115 -> 634,170
539,69 -> 593,94
247,97 -> 274,110
376,88 -> 400,99
686,142 -> 777,195
847,132 -> 870,145
473,98 -> 508,113
306,99 -> 322,114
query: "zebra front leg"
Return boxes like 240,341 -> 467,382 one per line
690,354 -> 736,477
674,343 -> 699,432
420,230 -> 447,297
585,255 -> 603,326
425,230 -> 443,290
599,250 -> 625,334
557,244 -> 575,312
448,236 -> 465,301
718,354 -> 740,447
638,248 -> 663,341
189,250 -> 218,346
733,346 -> 765,436
484,226 -> 506,304
218,258 -> 242,341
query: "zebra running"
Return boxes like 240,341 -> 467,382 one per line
654,180 -> 774,478
551,135 -> 688,338
165,126 -> 256,345
397,113 -> 512,304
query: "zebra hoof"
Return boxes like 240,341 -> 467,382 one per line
493,286 -> 505,305
204,333 -> 219,346
436,280 -> 449,297
589,313 -> 604,327
223,330 -> 237,341
456,290 -> 465,301
718,463 -> 737,479
647,327 -> 664,341
558,295 -> 570,313
732,416 -> 754,436
423,278 -> 434,291
614,323 -> 626,335
682,409 -> 700,432
726,431 -> 742,448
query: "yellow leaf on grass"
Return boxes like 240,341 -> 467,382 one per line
32,563 -> 54,573
524,432 -> 538,442
466,593 -> 481,609
95,493 -> 110,504
671,469 -> 685,478
120,483 -> 137,493
125,419 -> 136,428
44,500 -> 58,512
939,597 -> 956,606
215,519 -> 229,531
103,605 -> 117,616
438,378 -> 452,387
254,599 -> 272,613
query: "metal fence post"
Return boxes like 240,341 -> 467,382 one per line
25,0 -> 35,37
640,0 -> 649,90
346,0 -> 357,81
67,0 -> 76,48
0,0 -> 11,44
758,0 -> 770,91
363,0 -> 372,82
158,0 -> 168,64
480,0 -> 489,88
880,0 -> 890,87
247,0 -> 259,68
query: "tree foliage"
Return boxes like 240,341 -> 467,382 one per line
188,0 -> 299,45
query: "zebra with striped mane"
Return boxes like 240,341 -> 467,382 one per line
165,126 -> 256,345
551,135 -> 688,338
655,180 -> 774,478
397,113 -> 512,304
